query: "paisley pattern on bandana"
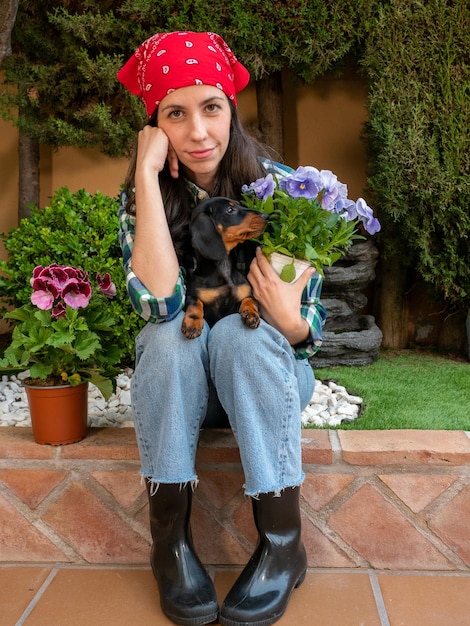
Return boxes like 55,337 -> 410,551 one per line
117,31 -> 250,116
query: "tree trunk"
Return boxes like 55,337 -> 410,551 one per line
0,0 -> 19,62
377,256 -> 409,348
18,130 -> 40,220
255,72 -> 284,160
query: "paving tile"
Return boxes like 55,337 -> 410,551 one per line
59,427 -> 140,460
0,566 -> 52,626
196,469 -> 245,509
301,513 -> 356,568
214,570 -> 382,625
301,429 -> 333,464
328,483 -> 453,570
378,473 -> 457,513
22,568 -> 173,626
191,499 -> 252,566
302,473 -> 355,511
231,495 -> 258,545
90,469 -> 144,508
0,427 -> 54,459
197,429 -> 242,463
0,469 -> 67,509
378,573 -> 470,626
429,484 -> 470,567
0,493 -> 67,562
42,481 -> 149,563
339,430 -> 470,465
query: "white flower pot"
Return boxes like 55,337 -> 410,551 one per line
269,252 -> 312,283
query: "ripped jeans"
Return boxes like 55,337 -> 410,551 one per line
131,311 -> 315,497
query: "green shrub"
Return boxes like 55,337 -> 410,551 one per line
0,187 -> 144,365
362,0 -> 470,311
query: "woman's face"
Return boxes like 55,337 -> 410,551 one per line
157,84 -> 232,190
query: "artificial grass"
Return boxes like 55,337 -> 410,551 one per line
314,349 -> 470,430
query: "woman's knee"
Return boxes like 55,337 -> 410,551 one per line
135,313 -> 209,369
209,316 -> 289,357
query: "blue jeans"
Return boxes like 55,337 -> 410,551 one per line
131,311 -> 314,497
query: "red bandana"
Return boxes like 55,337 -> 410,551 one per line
117,31 -> 250,117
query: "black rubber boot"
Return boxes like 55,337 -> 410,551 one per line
219,487 -> 307,626
146,482 -> 218,625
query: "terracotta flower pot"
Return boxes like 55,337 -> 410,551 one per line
25,382 -> 89,445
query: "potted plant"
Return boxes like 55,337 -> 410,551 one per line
0,264 -> 122,444
242,166 -> 381,282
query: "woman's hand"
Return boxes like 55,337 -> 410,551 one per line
136,125 -> 179,178
247,247 -> 315,346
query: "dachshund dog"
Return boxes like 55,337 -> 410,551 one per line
181,197 -> 268,339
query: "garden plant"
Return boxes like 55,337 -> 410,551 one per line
0,187 -> 144,368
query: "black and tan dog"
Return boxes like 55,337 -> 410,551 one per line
181,197 -> 268,339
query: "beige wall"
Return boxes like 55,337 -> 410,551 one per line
0,117 -> 20,256
41,146 -> 129,206
295,71 -> 368,201
1,69 -> 369,260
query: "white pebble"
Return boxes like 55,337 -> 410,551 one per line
0,371 -> 362,429
119,390 -> 131,406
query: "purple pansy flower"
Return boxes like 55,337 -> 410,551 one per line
355,198 -> 381,235
334,198 -> 358,220
280,166 -> 323,199
319,170 -> 348,211
244,173 -> 276,201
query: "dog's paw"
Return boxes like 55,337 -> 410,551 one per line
239,297 -> 261,329
181,303 -> 204,339
181,320 -> 203,339
239,307 -> 261,329
181,315 -> 204,339
240,311 -> 261,329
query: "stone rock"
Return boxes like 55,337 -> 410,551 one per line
313,315 -> 383,367
314,240 -> 383,368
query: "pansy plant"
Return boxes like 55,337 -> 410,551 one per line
242,166 -> 381,281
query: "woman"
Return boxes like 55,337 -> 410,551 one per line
117,31 -> 326,626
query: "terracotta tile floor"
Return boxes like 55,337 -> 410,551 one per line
2,566 -> 470,626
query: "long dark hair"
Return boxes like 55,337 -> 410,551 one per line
124,101 -> 272,261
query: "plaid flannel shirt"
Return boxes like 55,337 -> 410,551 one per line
118,159 -> 327,359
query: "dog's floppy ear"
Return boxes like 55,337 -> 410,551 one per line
191,212 -> 227,260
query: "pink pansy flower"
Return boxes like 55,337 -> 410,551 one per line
96,272 -> 117,298
51,300 -> 66,319
32,264 -> 71,291
30,278 -> 60,310
62,278 -> 92,309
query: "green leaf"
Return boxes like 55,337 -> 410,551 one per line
73,332 -> 101,360
29,363 -> 53,379
280,263 -> 296,282
89,372 -> 114,401
4,307 -> 32,322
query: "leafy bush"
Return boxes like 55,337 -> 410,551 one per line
362,0 -> 470,312
0,187 -> 143,365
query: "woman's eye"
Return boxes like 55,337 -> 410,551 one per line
169,110 -> 183,119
